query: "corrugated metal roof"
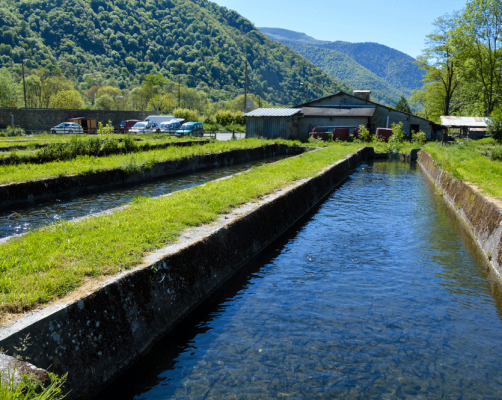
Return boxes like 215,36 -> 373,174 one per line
440,116 -> 490,127
244,108 -> 302,117
301,106 -> 376,117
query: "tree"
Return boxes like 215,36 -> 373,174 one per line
454,0 -> 502,115
395,95 -> 412,113
416,13 -> 462,116
0,69 -> 19,107
25,75 -> 42,108
49,90 -> 85,109
487,108 -> 502,141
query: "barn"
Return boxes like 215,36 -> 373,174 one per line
245,91 -> 439,141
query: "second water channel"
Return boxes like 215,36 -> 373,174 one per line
95,160 -> 502,399
0,157 -> 289,239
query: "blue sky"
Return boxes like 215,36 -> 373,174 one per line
211,0 -> 468,58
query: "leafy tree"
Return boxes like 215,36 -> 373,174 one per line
94,93 -> 115,110
416,13 -> 462,116
453,0 -> 502,115
49,89 -> 84,109
395,95 -> 412,113
0,68 -> 19,107
25,74 -> 42,108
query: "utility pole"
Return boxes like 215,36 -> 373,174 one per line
258,83 -> 261,108
306,83 -> 309,103
177,67 -> 181,109
21,60 -> 27,109
243,60 -> 248,113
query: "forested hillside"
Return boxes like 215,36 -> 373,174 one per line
260,27 -> 424,100
281,41 -> 407,105
0,0 -> 350,108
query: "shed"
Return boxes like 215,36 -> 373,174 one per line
66,117 -> 97,134
245,108 -> 302,139
440,116 -> 490,139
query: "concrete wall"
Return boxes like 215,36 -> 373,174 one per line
0,108 -> 151,132
418,151 -> 502,279
0,147 -> 373,400
0,144 -> 305,211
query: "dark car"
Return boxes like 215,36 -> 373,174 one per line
114,120 -> 141,133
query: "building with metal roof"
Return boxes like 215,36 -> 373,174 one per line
440,116 -> 490,139
245,91 -> 440,140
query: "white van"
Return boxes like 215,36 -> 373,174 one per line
144,115 -> 175,127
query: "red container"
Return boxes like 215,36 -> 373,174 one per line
310,127 -> 330,140
375,128 -> 393,142
333,128 -> 349,140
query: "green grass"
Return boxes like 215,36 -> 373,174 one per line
0,139 -> 302,184
0,372 -> 66,400
424,141 -> 502,200
0,144 -> 362,314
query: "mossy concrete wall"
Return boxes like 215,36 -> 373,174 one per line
0,147 -> 373,400
418,151 -> 502,279
0,144 -> 305,211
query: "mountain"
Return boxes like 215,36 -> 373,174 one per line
0,0 -> 350,105
259,27 -> 425,103
281,41 -> 407,105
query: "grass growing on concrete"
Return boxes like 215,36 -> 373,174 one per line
424,141 -> 502,201
0,144 -> 362,314
0,372 -> 66,400
0,139 -> 301,184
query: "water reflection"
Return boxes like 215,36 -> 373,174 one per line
0,157 -> 287,239
95,160 -> 502,400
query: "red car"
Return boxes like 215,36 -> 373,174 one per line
114,120 -> 140,133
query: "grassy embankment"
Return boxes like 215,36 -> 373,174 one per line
0,144 -> 362,316
424,139 -> 502,201
0,138 -> 303,184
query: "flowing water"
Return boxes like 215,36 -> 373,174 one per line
95,160 -> 502,399
0,157 -> 288,239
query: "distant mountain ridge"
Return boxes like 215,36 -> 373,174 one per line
259,27 -> 425,105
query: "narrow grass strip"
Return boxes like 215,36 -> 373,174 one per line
424,142 -> 502,201
0,144 -> 361,313
0,138 -> 301,184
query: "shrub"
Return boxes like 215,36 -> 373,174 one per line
357,125 -> 370,142
123,136 -> 138,152
386,122 -> 405,152
173,108 -> 200,122
490,146 -> 502,160
101,138 -> 120,155
97,120 -> 114,135
488,110 -> 502,142
412,130 -> 427,145
215,110 -> 245,126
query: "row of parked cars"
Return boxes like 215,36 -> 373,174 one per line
115,115 -> 204,136
49,115 -> 204,136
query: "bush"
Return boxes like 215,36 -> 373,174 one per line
490,146 -> 502,160
0,126 -> 25,137
412,130 -> 427,145
97,120 -> 114,135
123,136 -> 138,152
173,108 -> 200,122
357,125 -> 370,142
386,122 -> 405,152
488,110 -> 502,142
215,110 -> 245,126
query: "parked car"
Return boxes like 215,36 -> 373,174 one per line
50,122 -> 84,134
175,122 -> 204,137
114,119 -> 140,133
128,121 -> 159,134
159,119 -> 184,134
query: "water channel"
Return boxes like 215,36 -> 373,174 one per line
0,157 -> 288,239
95,160 -> 502,399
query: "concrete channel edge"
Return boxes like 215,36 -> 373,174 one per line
0,147 -> 373,399
0,144 -> 305,211
418,150 -> 502,281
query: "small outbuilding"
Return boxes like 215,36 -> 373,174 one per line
440,116 -> 490,139
66,117 -> 97,134
245,91 -> 439,141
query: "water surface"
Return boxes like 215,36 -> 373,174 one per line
95,160 -> 502,399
